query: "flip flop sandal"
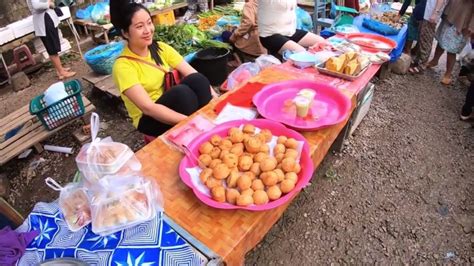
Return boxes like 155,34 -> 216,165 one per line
409,66 -> 421,74
440,76 -> 452,85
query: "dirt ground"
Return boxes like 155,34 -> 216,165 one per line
1,40 -> 473,264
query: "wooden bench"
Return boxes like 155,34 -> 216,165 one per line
82,72 -> 119,98
0,95 -> 95,166
73,20 -> 114,44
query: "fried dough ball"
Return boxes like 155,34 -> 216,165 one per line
280,179 -> 296,194
198,154 -> 212,168
230,130 -> 244,143
260,129 -> 273,143
228,127 -> 241,136
293,163 -> 301,174
274,144 -> 286,155
267,185 -> 282,200
260,157 -> 278,172
236,194 -> 253,206
242,133 -> 251,143
219,139 -> 233,150
230,143 -> 244,156
219,149 -> 230,160
253,152 -> 268,163
284,138 -> 298,149
206,177 -> 222,189
250,162 -> 261,176
277,136 -> 287,145
253,190 -> 269,205
243,124 -> 256,134
226,188 -> 240,204
244,137 -> 262,154
209,159 -> 222,169
251,179 -> 265,191
275,153 -> 285,163
210,147 -> 221,159
260,144 -> 270,154
281,157 -> 296,173
210,135 -> 222,146
211,186 -> 226,202
199,168 -> 213,183
242,171 -> 256,181
241,188 -> 254,197
222,153 -> 239,168
199,142 -> 213,154
227,170 -> 240,188
237,174 -> 252,191
213,164 -> 230,180
238,155 -> 253,171
261,171 -> 278,186
255,133 -> 267,144
285,149 -> 298,160
274,168 -> 285,182
285,172 -> 298,183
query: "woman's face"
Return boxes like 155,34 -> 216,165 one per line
126,9 -> 154,47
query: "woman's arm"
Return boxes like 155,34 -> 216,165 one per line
124,84 -> 187,125
398,0 -> 412,17
30,0 -> 51,11
233,4 -> 256,38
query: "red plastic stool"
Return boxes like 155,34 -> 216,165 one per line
13,45 -> 35,71
144,134 -> 156,144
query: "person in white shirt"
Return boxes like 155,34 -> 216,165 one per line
183,0 -> 209,21
257,0 -> 327,55
27,0 -> 76,80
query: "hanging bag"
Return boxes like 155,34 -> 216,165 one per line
117,55 -> 180,91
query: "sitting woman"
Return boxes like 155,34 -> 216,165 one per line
110,0 -> 216,137
229,0 -> 267,57
257,0 -> 328,56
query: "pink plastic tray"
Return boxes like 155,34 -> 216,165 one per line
253,80 -> 352,131
178,119 -> 314,211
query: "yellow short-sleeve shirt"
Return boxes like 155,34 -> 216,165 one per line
112,42 -> 183,128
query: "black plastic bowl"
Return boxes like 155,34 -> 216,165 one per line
191,47 -> 230,86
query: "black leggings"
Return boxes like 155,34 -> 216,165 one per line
462,81 -> 474,116
137,73 -> 211,137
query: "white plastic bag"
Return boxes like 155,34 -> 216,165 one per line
45,178 -> 91,232
75,113 -> 142,183
227,62 -> 260,90
255,54 -> 281,70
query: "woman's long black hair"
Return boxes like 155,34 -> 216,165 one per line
110,0 -> 163,65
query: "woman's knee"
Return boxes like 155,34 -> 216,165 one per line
161,85 -> 199,114
181,72 -> 210,87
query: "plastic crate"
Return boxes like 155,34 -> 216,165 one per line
29,80 -> 85,131
153,10 -> 175,25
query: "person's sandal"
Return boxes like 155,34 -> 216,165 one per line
409,66 -> 421,74
58,71 -> 76,80
440,75 -> 452,86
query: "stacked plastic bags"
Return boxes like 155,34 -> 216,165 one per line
46,113 -> 164,236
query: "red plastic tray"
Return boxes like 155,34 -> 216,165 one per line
345,33 -> 397,52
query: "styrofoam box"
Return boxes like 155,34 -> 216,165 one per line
11,17 -> 34,39
0,27 -> 15,45
58,6 -> 71,21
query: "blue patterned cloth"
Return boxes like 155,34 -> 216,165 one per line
15,202 -> 207,265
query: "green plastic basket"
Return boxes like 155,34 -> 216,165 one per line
29,79 -> 85,131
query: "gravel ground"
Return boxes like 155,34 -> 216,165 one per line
1,45 -> 472,264
245,67 -> 474,264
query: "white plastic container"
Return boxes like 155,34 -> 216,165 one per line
0,27 -> 15,45
75,142 -> 142,183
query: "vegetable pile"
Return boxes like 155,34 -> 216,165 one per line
153,24 -> 230,55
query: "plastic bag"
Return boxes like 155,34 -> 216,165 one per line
90,175 -> 163,236
226,62 -> 261,90
362,17 -> 400,35
75,113 -> 142,183
255,54 -> 281,70
296,7 -> 313,32
84,41 -> 124,65
216,16 -> 241,27
45,178 -> 91,232
90,2 -> 109,23
76,5 -> 93,20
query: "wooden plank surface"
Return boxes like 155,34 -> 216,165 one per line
0,95 -> 95,165
135,64 -> 373,264
83,73 -> 120,97
149,2 -> 188,17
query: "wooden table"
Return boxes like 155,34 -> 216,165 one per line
73,20 -> 114,44
135,64 -> 381,265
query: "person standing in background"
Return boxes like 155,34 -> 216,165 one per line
397,0 -> 427,55
408,0 -> 445,73
426,0 -> 473,85
27,0 -> 76,80
183,0 -> 209,21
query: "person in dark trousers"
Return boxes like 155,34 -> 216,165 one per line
459,49 -> 474,121
110,0 -> 216,137
396,0 -> 427,55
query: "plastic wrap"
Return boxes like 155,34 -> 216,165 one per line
45,178 -> 91,232
90,175 -> 163,236
226,62 -> 261,91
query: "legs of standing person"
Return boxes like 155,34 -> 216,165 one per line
426,43 -> 445,68
136,73 -> 212,137
404,40 -> 414,55
411,20 -> 436,73
461,81 -> 474,120
441,52 -> 457,85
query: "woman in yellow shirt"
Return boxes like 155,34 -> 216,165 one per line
110,0 -> 217,137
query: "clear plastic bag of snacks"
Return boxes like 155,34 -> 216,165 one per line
45,177 -> 91,232
75,113 -> 142,183
90,175 -> 164,236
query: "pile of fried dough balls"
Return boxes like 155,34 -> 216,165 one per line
198,124 -> 302,206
